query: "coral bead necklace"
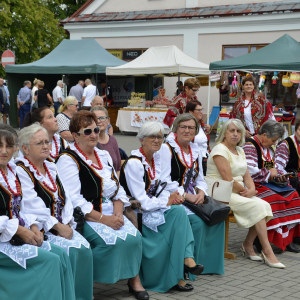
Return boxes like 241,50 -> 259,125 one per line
139,147 -> 155,180
0,164 -> 21,196
175,137 -> 193,168
74,143 -> 103,170
49,135 -> 59,159
24,157 -> 57,192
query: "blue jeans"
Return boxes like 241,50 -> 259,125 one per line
54,102 -> 61,116
19,103 -> 31,128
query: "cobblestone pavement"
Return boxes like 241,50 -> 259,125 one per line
93,133 -> 300,300
94,222 -> 300,300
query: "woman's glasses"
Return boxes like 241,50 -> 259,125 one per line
69,104 -> 79,107
77,126 -> 100,136
97,116 -> 108,121
194,108 -> 203,112
190,88 -> 199,92
178,125 -> 196,131
146,135 -> 164,141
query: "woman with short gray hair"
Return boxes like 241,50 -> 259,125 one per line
160,113 -> 225,278
207,118 -> 284,268
243,119 -> 300,253
120,121 -> 204,293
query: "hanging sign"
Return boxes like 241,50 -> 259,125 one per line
123,50 -> 142,60
108,50 -> 122,59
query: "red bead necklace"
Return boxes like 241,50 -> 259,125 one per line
175,138 -> 193,168
24,157 -> 57,192
139,147 -> 155,180
49,135 -> 59,159
253,136 -> 271,162
74,143 -> 103,170
0,164 -> 21,196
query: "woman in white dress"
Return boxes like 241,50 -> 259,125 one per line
206,119 -> 284,268
56,111 -> 147,300
0,124 -> 76,300
22,107 -> 68,162
16,124 -> 93,300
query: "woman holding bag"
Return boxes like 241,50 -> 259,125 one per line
160,114 -> 225,276
206,119 -> 284,268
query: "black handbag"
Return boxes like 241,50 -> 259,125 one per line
182,164 -> 230,226
287,169 -> 300,194
73,206 -> 85,235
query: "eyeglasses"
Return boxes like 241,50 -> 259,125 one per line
146,135 -> 164,141
190,88 -> 199,92
178,125 -> 196,131
69,104 -> 79,107
77,126 -> 100,136
97,116 -> 108,121
194,109 -> 203,112
29,140 -> 51,147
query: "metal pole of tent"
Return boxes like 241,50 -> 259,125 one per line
207,74 -> 211,124
178,72 -> 180,95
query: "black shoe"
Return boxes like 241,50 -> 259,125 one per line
172,284 -> 194,292
286,242 -> 300,253
253,237 -> 262,253
293,236 -> 300,245
128,281 -> 149,300
184,264 -> 204,275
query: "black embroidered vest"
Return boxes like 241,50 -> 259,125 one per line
119,156 -> 151,197
16,162 -> 66,219
57,149 -> 119,213
165,143 -> 199,189
246,138 -> 274,170
285,137 -> 300,171
48,137 -> 67,163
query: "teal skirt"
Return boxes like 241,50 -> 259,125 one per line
83,222 -> 142,283
0,244 -> 76,300
188,214 -> 225,280
140,205 -> 195,292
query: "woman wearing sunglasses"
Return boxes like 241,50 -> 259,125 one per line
119,121 -> 204,293
91,106 -> 122,177
56,111 -> 147,300
160,114 -> 225,277
56,96 -> 79,142
16,123 -> 94,300
23,107 -> 68,163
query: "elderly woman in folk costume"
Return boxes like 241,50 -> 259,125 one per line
164,78 -> 200,127
231,76 -> 275,138
119,121 -> 204,293
16,124 -> 93,300
22,107 -> 68,163
0,124 -> 76,300
160,114 -> 225,277
56,111 -> 147,300
243,120 -> 300,253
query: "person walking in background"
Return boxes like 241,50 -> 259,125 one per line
52,80 -> 64,116
81,79 -> 98,110
0,78 -> 10,124
69,80 -> 84,109
34,81 -> 53,109
31,78 -> 40,109
17,80 -> 32,129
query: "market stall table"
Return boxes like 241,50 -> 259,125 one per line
116,108 -> 171,134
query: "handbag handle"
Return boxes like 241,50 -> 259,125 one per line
211,182 -> 219,198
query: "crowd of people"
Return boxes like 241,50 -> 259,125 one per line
1,75 -> 300,299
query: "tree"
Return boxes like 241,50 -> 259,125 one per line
0,0 -> 66,77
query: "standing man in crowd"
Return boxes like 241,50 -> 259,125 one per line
90,95 -> 104,109
69,80 -> 84,109
52,80 -> 64,116
0,78 -> 10,124
17,80 -> 32,128
81,78 -> 98,110
100,79 -> 114,106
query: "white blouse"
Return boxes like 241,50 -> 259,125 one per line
16,158 -> 75,232
124,149 -> 170,212
56,143 -> 130,216
159,132 -> 208,196
194,127 -> 208,157
0,162 -> 38,242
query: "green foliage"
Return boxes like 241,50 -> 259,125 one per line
0,0 -> 69,77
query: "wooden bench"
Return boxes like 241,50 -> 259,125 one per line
224,210 -> 237,260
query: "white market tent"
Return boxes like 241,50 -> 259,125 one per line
106,45 -> 209,77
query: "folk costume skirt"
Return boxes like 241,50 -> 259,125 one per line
255,184 -> 300,250
83,222 -> 142,283
188,214 -> 225,279
139,205 -> 195,292
0,244 -> 76,300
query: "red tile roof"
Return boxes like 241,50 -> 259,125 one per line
61,1 -> 300,24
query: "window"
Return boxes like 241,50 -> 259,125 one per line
222,45 -> 267,60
